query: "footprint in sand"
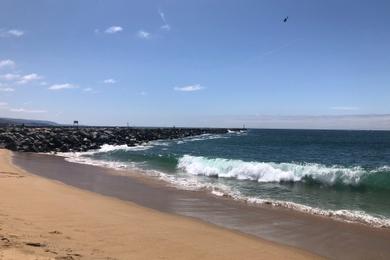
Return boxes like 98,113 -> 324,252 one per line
55,256 -> 75,260
1,236 -> 11,245
25,242 -> 46,247
0,171 -> 24,178
45,248 -> 58,255
49,230 -> 62,235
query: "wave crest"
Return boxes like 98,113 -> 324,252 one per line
177,155 -> 389,187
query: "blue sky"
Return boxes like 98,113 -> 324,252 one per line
0,0 -> 389,129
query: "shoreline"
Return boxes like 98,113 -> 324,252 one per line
0,149 -> 319,259
12,151 -> 390,259
58,148 -> 390,229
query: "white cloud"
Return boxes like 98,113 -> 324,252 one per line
158,10 -> 171,31
40,81 -> 48,86
7,29 -> 24,37
161,24 -> 171,31
9,108 -> 47,113
103,78 -> 116,84
17,73 -> 42,84
137,30 -> 150,39
105,26 -> 123,34
0,73 -> 20,81
174,84 -> 204,92
0,87 -> 15,92
48,83 -> 77,90
0,102 -> 7,106
0,59 -> 15,69
0,29 -> 24,38
330,106 -> 359,111
83,87 -> 93,92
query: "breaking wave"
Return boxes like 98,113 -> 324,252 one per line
177,155 -> 390,189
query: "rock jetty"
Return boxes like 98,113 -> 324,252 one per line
0,127 -> 236,153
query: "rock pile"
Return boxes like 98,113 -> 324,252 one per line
0,127 -> 234,153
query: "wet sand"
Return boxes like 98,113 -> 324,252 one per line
12,152 -> 390,259
0,149 -> 319,259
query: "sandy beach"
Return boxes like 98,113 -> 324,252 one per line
2,1 -> 389,259
0,149 -> 319,260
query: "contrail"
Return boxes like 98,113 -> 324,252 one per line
257,38 -> 301,58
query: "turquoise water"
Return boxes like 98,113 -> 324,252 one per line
65,129 -> 390,227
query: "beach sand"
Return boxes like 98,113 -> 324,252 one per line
0,149 -> 319,260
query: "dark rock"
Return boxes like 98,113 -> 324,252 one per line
0,126 -> 242,153
25,242 -> 46,247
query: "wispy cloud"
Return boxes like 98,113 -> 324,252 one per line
0,87 -> 15,92
330,106 -> 359,111
7,29 -> 24,37
0,73 -> 42,84
174,84 -> 204,92
0,59 -> 15,69
158,10 -> 171,31
9,108 -> 47,113
0,100 -> 46,113
103,78 -> 117,84
255,39 -> 301,59
105,26 -> 123,34
83,87 -> 93,92
17,73 -> 42,84
0,29 -> 24,38
161,24 -> 171,31
48,83 -> 77,90
0,73 -> 20,81
137,30 -> 151,39
140,91 -> 147,96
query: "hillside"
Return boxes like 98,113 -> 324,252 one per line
0,117 -> 59,127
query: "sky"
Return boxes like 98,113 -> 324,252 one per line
0,0 -> 389,129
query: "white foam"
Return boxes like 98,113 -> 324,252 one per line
175,133 -> 229,144
55,144 -> 152,159
154,165 -> 390,228
98,143 -> 153,152
62,155 -> 129,170
177,155 -> 373,185
55,144 -> 148,170
245,197 -> 390,228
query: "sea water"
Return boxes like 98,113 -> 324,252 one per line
61,129 -> 390,227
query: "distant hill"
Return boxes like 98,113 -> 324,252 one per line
0,117 -> 59,127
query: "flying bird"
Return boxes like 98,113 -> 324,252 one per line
283,16 -> 289,23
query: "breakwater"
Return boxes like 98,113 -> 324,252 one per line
0,127 -> 235,153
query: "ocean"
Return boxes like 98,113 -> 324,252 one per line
61,129 -> 390,228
